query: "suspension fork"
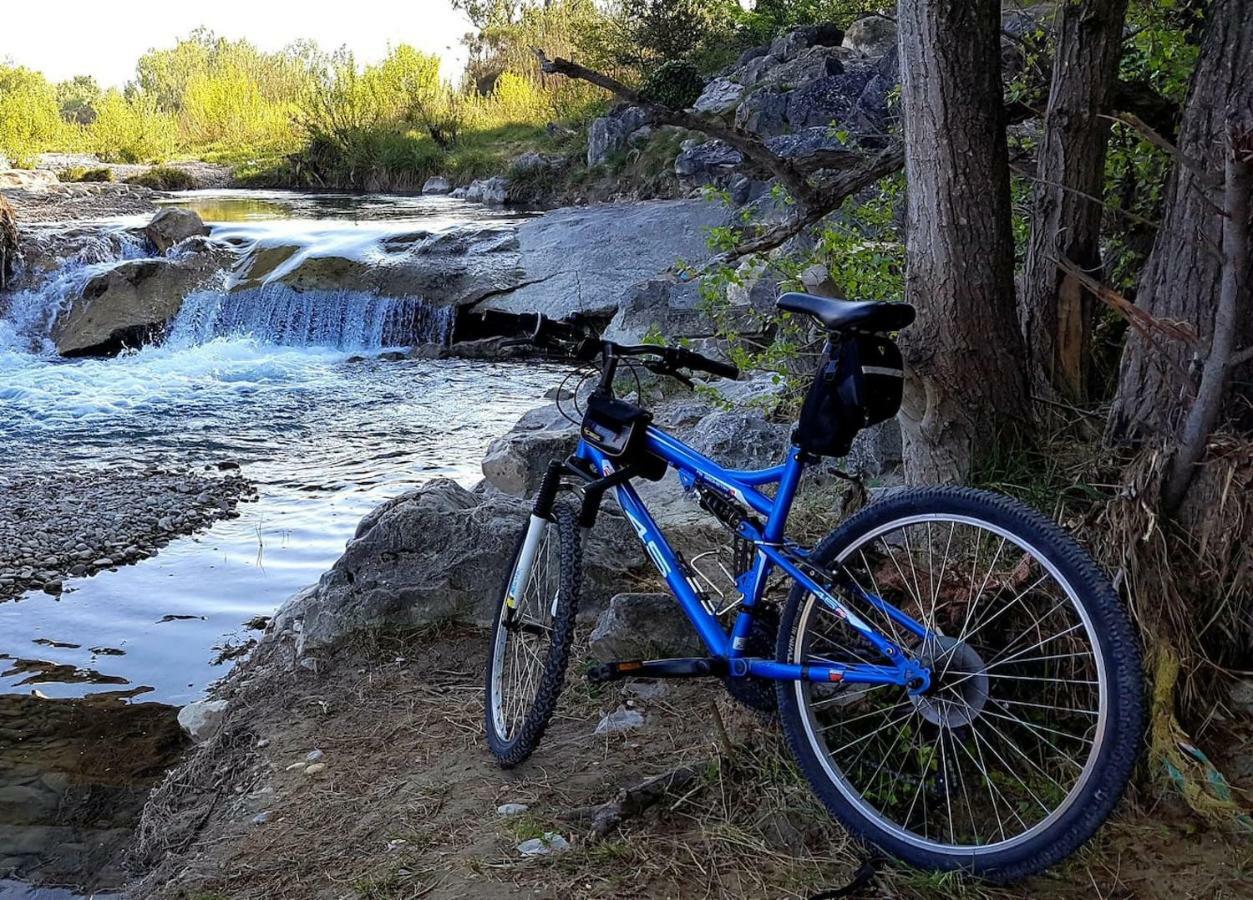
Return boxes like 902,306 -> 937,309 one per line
505,460 -> 562,611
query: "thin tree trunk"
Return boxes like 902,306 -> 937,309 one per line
1020,0 -> 1129,402
1107,0 -> 1253,444
897,0 -> 1031,484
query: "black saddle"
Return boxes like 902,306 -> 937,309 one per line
776,292 -> 916,332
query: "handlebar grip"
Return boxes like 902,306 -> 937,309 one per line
674,347 -> 739,381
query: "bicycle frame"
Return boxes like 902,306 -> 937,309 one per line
573,426 -> 933,692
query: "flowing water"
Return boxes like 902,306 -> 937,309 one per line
0,191 -> 558,892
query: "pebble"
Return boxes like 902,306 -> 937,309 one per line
306,749 -> 324,762
0,467 -> 256,601
497,803 -> 529,817
252,811 -> 271,825
256,738 -> 270,749
594,707 -> 646,735
517,833 -> 570,856
304,763 -> 327,776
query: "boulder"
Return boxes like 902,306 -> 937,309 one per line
769,23 -> 845,61
843,15 -> 898,58
0,168 -> 58,190
481,403 -> 580,496
476,199 -> 730,321
588,593 -> 703,662
463,177 -> 510,205
421,176 -> 452,194
144,208 -> 209,254
0,194 -> 16,287
688,410 -> 791,471
674,139 -> 745,184
274,478 -> 649,653
52,250 -> 228,356
587,106 -> 650,167
691,78 -> 744,117
177,699 -> 229,743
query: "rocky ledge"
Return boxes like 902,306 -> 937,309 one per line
0,465 -> 257,600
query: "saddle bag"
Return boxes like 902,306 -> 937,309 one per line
793,333 -> 904,458
580,394 -> 666,480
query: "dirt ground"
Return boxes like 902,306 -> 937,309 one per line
126,625 -> 1251,900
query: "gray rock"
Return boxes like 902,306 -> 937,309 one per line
587,106 -> 650,167
692,78 -> 744,117
843,15 -> 898,58
497,802 -> 529,816
144,208 -> 209,254
517,833 -> 570,856
733,89 -> 791,137
463,177 -> 510,205
844,419 -> 903,477
481,404 -> 580,496
588,593 -> 703,662
594,707 -> 646,735
1230,678 -> 1253,716
421,176 -> 452,194
688,410 -> 791,471
273,479 -> 648,653
674,140 -> 744,183
52,250 -> 230,356
477,199 -> 730,321
177,699 -> 229,743
769,22 -> 845,61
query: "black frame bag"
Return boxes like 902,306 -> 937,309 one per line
794,334 -> 904,458
581,394 -> 667,480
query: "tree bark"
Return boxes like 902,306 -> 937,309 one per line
897,0 -> 1031,484
1020,0 -> 1129,402
1107,0 -> 1253,444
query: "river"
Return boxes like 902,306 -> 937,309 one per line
0,190 -> 561,892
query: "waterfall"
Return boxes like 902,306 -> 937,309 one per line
166,284 -> 455,351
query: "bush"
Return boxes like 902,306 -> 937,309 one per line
640,61 -> 705,109
0,65 -> 65,167
59,166 -> 114,182
91,91 -> 178,163
125,166 -> 197,190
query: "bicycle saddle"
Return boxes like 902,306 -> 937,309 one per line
776,291 -> 916,332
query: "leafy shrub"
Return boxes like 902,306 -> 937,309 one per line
59,166 -> 114,182
91,91 -> 178,163
125,166 -> 197,190
640,61 -> 705,109
0,65 -> 65,167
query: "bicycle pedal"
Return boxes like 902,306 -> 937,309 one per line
586,663 -> 619,684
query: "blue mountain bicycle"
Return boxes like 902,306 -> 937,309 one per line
484,293 -> 1143,880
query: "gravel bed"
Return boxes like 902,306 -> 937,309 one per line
0,465 -> 257,600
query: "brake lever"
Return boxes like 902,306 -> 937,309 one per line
644,361 -> 694,388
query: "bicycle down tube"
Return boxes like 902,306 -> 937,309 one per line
574,426 -> 934,692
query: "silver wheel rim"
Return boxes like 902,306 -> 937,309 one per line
490,520 -> 561,743
791,513 -> 1108,854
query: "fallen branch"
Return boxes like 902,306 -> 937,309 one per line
562,761 -> 708,837
1053,255 -> 1198,346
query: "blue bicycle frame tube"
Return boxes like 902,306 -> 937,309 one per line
574,426 -> 932,689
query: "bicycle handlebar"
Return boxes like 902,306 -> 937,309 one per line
518,313 -> 740,382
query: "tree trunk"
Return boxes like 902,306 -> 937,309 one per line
896,0 -> 1031,484
1020,0 -> 1130,402
1107,0 -> 1253,444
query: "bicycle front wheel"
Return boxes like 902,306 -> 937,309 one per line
484,501 -> 581,768
776,487 -> 1142,880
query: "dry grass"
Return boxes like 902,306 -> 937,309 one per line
126,618 -> 1251,900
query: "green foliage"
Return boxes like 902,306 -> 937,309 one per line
733,1 -> 888,46
56,75 -> 102,125
640,61 -> 705,109
90,90 -> 178,163
0,65 -> 65,167
124,166 -> 197,191
58,166 -> 114,183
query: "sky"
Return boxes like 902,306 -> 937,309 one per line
0,0 -> 473,87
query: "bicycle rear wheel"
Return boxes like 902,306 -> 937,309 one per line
776,487 -> 1142,880
484,501 -> 581,767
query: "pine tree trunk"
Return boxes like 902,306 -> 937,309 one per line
896,0 -> 1031,484
1107,0 -> 1253,443
1020,0 -> 1129,402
